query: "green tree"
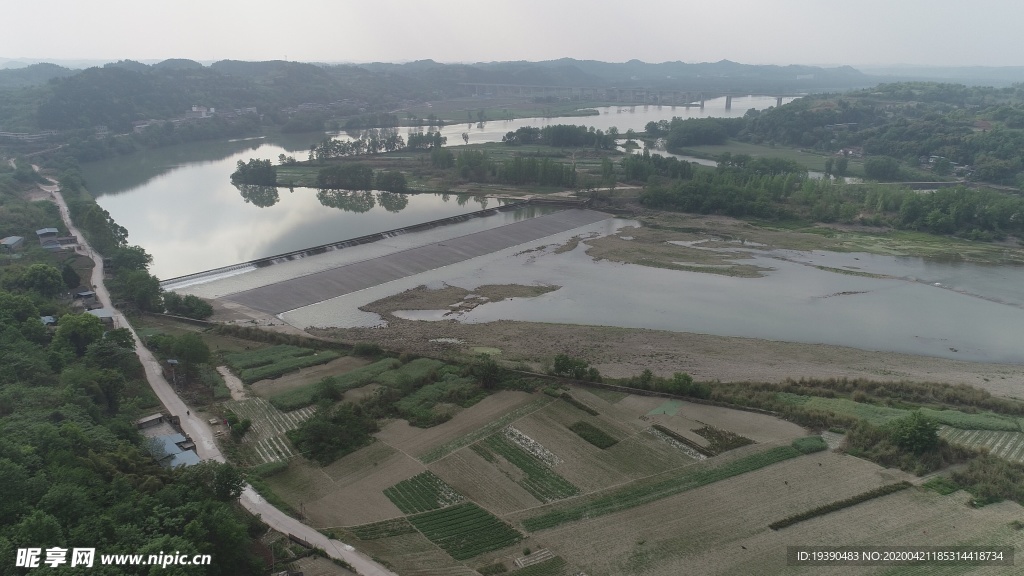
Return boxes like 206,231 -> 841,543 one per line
835,156 -> 849,176
54,313 -> 105,356
889,411 -> 939,454
115,270 -> 163,311
61,263 -> 82,289
19,264 -> 64,297
173,333 -> 210,369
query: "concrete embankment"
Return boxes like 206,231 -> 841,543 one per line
225,207 -> 610,315
161,198 -> 589,291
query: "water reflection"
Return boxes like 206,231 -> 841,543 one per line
377,191 -> 409,213
234,183 -> 280,208
316,189 -> 376,213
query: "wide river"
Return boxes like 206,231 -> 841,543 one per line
84,96 -> 791,279
82,98 -> 1024,363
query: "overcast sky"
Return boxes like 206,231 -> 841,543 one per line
3,0 -> 1021,68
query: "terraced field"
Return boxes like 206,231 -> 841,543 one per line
939,426 -> 1024,462
224,397 -> 316,464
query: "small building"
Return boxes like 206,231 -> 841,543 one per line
39,315 -> 56,327
1,236 -> 24,252
36,227 -> 58,240
75,290 -> 97,305
146,432 -> 200,468
135,413 -> 165,429
86,308 -> 115,325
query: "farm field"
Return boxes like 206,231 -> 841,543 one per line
939,427 -> 1024,463
779,393 -> 1024,431
249,355 -> 370,398
223,344 -> 342,383
223,396 -> 315,465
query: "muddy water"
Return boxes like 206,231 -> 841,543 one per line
281,220 -> 1024,364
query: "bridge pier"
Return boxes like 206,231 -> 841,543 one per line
776,96 -> 783,107
725,95 -> 732,110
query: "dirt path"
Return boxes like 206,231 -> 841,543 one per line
216,365 -> 247,400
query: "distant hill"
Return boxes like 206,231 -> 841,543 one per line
0,63 -> 75,88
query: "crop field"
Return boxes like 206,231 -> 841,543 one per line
268,358 -> 399,410
939,427 -> 1024,462
531,450 -> 933,576
779,393 -> 1023,431
521,444 -> 803,531
383,471 -> 464,514
427,448 -> 542,515
222,344 -> 342,384
473,429 -> 580,502
223,397 -> 316,464
568,420 -> 619,448
408,502 -> 522,561
249,355 -> 369,398
409,394 -> 553,463
346,518 -> 418,540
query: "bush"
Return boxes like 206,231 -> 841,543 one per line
569,421 -> 618,449
353,342 -> 383,357
791,436 -> 828,454
769,482 -> 912,530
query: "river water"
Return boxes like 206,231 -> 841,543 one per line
81,99 -> 1024,363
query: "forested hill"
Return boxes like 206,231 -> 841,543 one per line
0,58 -> 877,133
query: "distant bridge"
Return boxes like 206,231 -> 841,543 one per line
458,83 -> 801,109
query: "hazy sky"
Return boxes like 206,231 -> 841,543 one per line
3,0 -> 1021,67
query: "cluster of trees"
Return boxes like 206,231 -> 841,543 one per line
314,163 -> 408,193
501,124 -> 616,149
442,150 -> 578,187
307,128 -> 405,161
551,354 -> 601,382
163,292 -> 214,320
844,412 -> 967,475
406,130 -> 447,150
230,158 -> 277,186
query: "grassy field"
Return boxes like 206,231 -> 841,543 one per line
222,344 -> 342,384
268,358 -> 398,410
670,139 -> 864,175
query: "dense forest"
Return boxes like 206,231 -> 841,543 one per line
0,171 -> 263,575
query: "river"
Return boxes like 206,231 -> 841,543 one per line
83,97 -> 790,279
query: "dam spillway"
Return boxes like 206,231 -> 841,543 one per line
223,208 -> 612,315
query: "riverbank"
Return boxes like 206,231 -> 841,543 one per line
312,316 -> 1024,400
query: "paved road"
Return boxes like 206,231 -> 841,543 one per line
39,173 -> 398,576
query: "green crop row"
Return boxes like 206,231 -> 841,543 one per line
523,445 -> 802,531
919,408 -> 1021,431
769,482 -> 912,530
224,344 -> 316,370
383,471 -> 463,514
268,358 -> 399,411
409,503 -> 522,560
238,351 -> 340,383
651,424 -> 714,457
347,517 -> 417,540
479,434 -> 579,503
568,421 -> 618,449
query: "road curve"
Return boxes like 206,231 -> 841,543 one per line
39,173 -> 398,576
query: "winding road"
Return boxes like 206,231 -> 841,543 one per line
38,171 -> 397,576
